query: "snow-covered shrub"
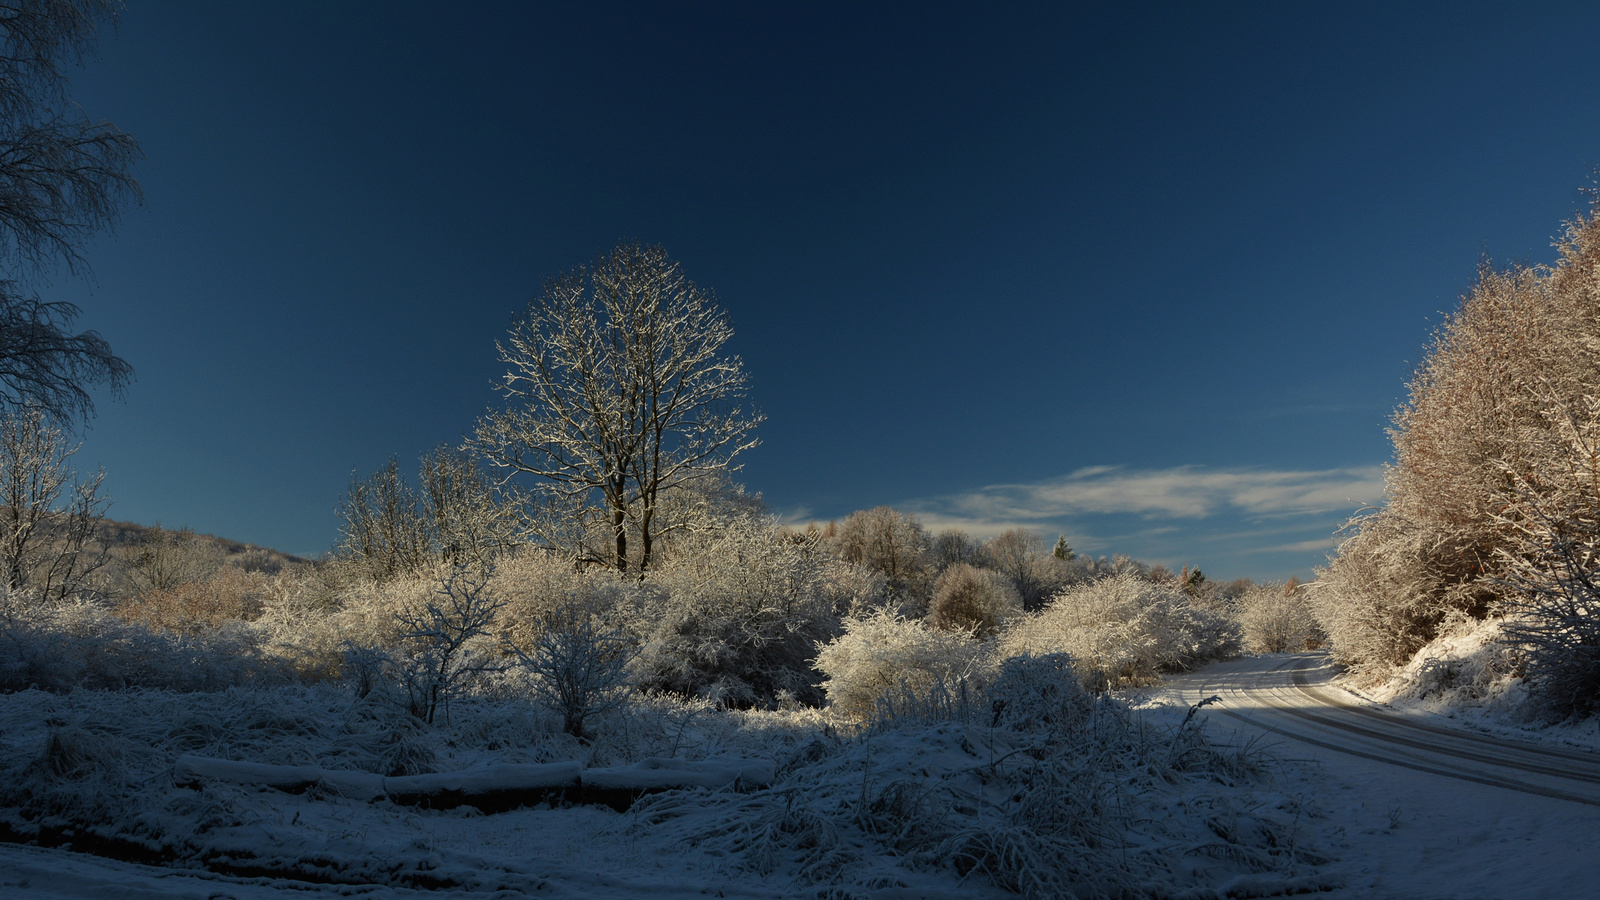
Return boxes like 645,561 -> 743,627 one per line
1311,512 -> 1460,674
327,571 -> 438,649
115,565 -> 275,633
1002,573 -> 1240,688
490,547 -> 639,649
634,515 -> 863,707
1238,581 -> 1323,653
0,591 -> 289,692
927,563 -> 1021,637
1376,614 -> 1526,713
507,601 -> 636,738
389,566 -> 505,723
647,651 -> 1317,899
814,610 -> 990,722
985,652 -> 1095,736
250,569 -> 345,682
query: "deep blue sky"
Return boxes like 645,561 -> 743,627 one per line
45,2 -> 1600,579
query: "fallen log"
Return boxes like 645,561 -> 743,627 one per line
580,757 -> 776,811
171,755 -> 772,812
383,762 -> 583,812
172,756 -> 387,802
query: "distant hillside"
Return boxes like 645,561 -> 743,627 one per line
88,517 -> 314,575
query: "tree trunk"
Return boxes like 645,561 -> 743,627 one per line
612,505 -> 628,575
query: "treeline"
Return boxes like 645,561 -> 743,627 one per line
1,435 -> 1318,729
1315,190 -> 1600,719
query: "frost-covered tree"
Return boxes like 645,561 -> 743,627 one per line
337,458 -> 430,581
338,447 -> 524,581
474,243 -> 761,575
981,528 -> 1070,610
931,528 -> 981,572
0,407 -> 106,602
1316,193 -> 1600,676
419,445 -> 525,569
0,1 -> 139,421
828,506 -> 933,606
1494,393 -> 1600,718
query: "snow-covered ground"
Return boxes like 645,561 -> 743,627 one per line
0,660 -> 1344,899
8,651 -> 1598,898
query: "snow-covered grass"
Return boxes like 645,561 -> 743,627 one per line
0,652 -> 1336,897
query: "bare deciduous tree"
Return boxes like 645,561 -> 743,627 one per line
0,1 -> 140,422
931,528 -> 980,573
0,407 -> 107,602
338,457 -> 430,581
420,444 -> 525,569
474,243 -> 761,575
338,448 -> 527,581
0,288 -> 130,420
393,566 -> 506,724
828,506 -> 934,606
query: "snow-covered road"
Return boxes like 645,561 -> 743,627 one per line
1166,653 -> 1600,807
1160,653 -> 1600,898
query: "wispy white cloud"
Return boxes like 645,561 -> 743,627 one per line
1246,537 -> 1341,555
780,465 -> 1383,579
921,465 -> 1383,523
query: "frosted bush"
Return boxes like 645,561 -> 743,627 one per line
330,571 -> 438,648
634,514 -> 863,706
251,569 -> 345,681
986,652 -> 1094,735
115,566 -> 274,634
506,601 -> 636,738
814,610 -> 990,722
649,649 -> 1316,900
1310,512 -> 1457,674
1002,573 -> 1240,688
491,547 -> 641,649
927,563 -> 1021,637
389,566 -> 505,724
0,591 -> 290,692
1238,582 -> 1323,653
